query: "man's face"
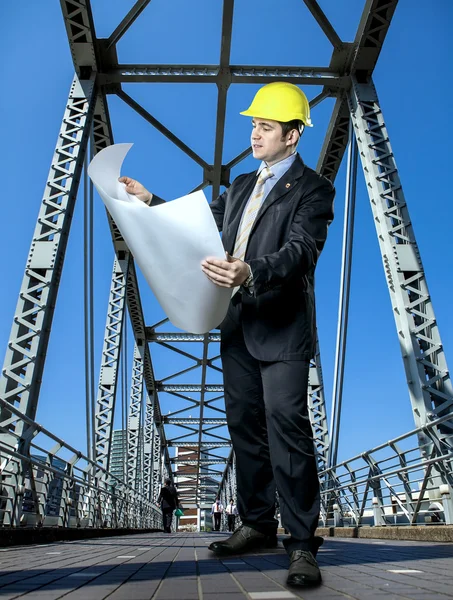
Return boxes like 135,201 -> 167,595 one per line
250,118 -> 293,166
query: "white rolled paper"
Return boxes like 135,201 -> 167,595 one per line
88,143 -> 231,334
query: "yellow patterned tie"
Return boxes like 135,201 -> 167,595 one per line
233,167 -> 274,261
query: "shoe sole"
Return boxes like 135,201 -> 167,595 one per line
209,538 -> 278,556
287,574 -> 322,588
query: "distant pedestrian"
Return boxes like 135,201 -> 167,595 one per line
226,498 -> 238,532
157,478 -> 180,533
211,497 -> 224,531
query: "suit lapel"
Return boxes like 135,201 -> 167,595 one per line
251,154 -> 305,234
223,154 -> 306,253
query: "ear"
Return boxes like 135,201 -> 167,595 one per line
285,129 -> 300,147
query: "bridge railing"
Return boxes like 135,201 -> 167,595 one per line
0,397 -> 162,530
318,413 -> 453,527
215,414 -> 453,529
2,389 -> 452,531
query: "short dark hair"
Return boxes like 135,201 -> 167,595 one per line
165,478 -> 171,486
279,119 -> 304,138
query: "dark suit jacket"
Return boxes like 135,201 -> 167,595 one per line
153,153 -> 335,361
157,484 -> 179,510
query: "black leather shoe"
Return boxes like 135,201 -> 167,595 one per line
287,550 -> 321,587
208,525 -> 278,555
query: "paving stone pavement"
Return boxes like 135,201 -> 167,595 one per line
0,532 -> 452,599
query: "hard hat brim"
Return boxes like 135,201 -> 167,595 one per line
240,109 -> 313,127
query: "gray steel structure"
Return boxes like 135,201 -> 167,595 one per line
0,0 -> 452,526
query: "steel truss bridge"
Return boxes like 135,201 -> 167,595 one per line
0,0 -> 452,533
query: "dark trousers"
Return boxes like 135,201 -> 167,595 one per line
213,512 -> 222,531
227,514 -> 236,532
163,508 -> 174,533
221,327 -> 320,553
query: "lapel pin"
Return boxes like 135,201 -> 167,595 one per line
285,183 -> 291,188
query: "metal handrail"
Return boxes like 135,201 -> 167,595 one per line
0,397 -> 162,529
1,394 -> 452,529
216,412 -> 453,527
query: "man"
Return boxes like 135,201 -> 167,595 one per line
211,497 -> 224,531
119,82 -> 335,587
157,478 -> 180,533
226,498 -> 238,532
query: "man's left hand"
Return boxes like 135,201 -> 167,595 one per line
201,253 -> 249,288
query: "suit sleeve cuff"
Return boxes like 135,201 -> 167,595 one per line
241,264 -> 255,296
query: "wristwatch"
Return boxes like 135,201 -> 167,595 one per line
243,265 -> 254,288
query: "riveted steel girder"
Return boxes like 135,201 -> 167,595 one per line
0,75 -> 95,441
348,78 -> 453,444
93,254 -> 129,474
60,0 -> 173,487
143,394 -> 153,500
164,418 -> 227,426
146,332 -> 221,343
167,442 -> 231,448
100,65 -> 347,87
127,343 -> 145,490
158,384 -> 224,393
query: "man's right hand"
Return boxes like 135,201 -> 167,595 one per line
118,176 -> 153,204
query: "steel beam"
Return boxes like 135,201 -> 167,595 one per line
211,0 -> 234,199
167,440 -> 231,452
158,385 -> 224,393
348,77 -> 453,446
310,2 -> 401,470
106,0 -> 152,49
316,96 -> 350,182
194,336 -> 213,502
352,0 -> 399,74
146,331 -> 221,343
127,343 -> 145,490
328,120 -> 358,469
0,76 -> 95,443
117,90 -> 209,170
302,0 -> 343,49
60,0 -> 98,72
317,0 -> 399,181
101,65 -> 346,87
171,459 -> 226,466
308,341 -> 330,472
164,418 -> 227,426
151,402 -> 162,503
143,393 -> 153,500
60,0 -> 173,489
93,254 -> 129,474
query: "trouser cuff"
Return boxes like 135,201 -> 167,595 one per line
241,520 -> 277,537
283,537 -> 313,554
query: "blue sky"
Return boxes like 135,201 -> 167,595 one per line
0,1 -> 452,468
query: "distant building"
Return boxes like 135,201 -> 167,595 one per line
173,446 -> 220,531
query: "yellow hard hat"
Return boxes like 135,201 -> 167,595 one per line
240,82 -> 312,127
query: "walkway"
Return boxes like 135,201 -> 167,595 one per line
0,532 -> 452,599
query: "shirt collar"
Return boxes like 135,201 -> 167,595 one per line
257,152 -> 297,179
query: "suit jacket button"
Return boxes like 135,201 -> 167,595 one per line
285,183 -> 291,188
